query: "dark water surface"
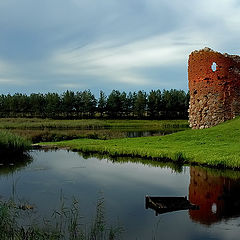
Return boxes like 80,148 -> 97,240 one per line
0,150 -> 240,240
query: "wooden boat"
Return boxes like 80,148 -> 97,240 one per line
145,195 -> 199,216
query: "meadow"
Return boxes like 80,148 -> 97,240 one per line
40,117 -> 240,169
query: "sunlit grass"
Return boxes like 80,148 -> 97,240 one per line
40,117 -> 240,169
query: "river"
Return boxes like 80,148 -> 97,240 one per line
0,150 -> 240,240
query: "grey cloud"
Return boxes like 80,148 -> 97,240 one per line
0,0 -> 239,94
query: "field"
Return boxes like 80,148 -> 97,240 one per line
40,117 -> 240,169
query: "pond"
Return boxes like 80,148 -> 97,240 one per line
0,150 -> 240,240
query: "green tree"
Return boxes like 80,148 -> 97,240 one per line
62,90 -> 75,118
29,93 -> 45,117
125,92 -> 134,117
147,90 -> 162,119
98,90 -> 107,117
134,91 -> 147,118
106,90 -> 123,118
45,93 -> 61,118
81,90 -> 97,117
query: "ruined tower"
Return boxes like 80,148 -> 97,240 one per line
188,47 -> 240,129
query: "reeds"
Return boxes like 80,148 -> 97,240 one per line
0,130 -> 31,156
0,196 -> 123,240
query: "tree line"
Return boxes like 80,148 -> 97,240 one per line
0,89 -> 189,119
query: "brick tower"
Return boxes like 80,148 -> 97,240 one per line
188,47 -> 240,129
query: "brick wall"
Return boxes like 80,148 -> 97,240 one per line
188,47 -> 240,129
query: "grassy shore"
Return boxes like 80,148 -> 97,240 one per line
40,117 -> 240,169
0,131 -> 31,156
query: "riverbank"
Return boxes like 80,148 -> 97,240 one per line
0,131 -> 31,157
40,117 -> 240,169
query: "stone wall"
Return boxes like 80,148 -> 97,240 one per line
188,47 -> 240,129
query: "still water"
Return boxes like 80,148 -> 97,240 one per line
1,150 -> 240,240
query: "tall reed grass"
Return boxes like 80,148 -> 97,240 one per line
0,130 -> 31,156
0,196 -> 122,240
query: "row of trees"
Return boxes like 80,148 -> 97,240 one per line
0,89 -> 189,119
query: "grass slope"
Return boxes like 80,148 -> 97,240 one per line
41,117 -> 240,169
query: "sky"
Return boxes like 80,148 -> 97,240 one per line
0,0 -> 240,95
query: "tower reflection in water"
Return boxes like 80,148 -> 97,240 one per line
189,166 -> 240,225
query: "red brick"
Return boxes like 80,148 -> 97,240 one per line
188,48 -> 240,129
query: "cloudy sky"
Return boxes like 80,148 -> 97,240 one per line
0,0 -> 240,95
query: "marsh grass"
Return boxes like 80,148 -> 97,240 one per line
0,195 -> 123,240
0,118 -> 188,131
0,130 -> 31,156
10,129 -> 126,143
0,118 -> 189,143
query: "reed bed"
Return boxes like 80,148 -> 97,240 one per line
0,130 -> 31,156
0,196 -> 122,240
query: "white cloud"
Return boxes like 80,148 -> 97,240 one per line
0,59 -> 32,87
0,60 -> 12,74
57,83 -> 87,89
0,77 -> 26,86
50,30 -> 204,87
0,0 -> 239,93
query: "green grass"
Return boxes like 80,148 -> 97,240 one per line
0,118 -> 188,130
0,131 -> 31,156
40,117 -> 240,169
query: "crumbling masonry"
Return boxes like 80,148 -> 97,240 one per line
188,47 -> 240,129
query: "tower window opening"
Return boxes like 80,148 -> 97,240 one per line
211,62 -> 217,72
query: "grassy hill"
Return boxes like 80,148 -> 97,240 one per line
40,117 -> 240,169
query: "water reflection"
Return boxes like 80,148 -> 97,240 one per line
1,150 -> 240,239
77,151 -> 184,173
11,128 -> 186,143
126,130 -> 172,138
189,166 -> 240,225
0,154 -> 32,175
